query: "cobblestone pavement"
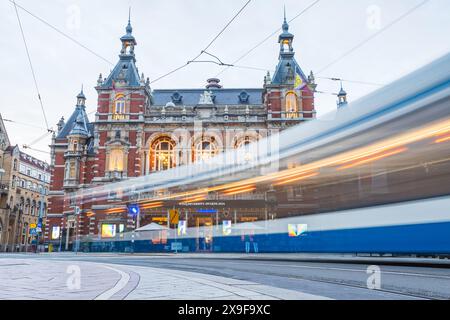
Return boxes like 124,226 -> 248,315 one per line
0,258 -> 328,300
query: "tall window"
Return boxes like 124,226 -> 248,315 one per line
113,94 -> 126,120
195,138 -> 218,162
71,139 -> 78,152
285,92 -> 298,119
108,148 -> 124,172
65,162 -> 77,180
236,136 -> 255,163
151,137 -> 176,171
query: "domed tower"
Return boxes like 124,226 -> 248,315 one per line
337,83 -> 348,108
94,15 -> 151,182
264,8 -> 316,125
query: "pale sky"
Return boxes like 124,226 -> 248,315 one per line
1,0 -> 450,162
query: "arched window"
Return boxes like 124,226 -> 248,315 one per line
151,137 -> 176,171
31,200 -> 36,216
285,92 -> 298,119
235,136 -> 256,163
25,199 -> 30,215
113,94 -> 126,120
108,148 -> 124,172
194,138 -> 218,163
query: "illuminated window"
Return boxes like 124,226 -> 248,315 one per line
235,136 -> 255,163
71,139 -> 78,152
195,138 -> 218,162
151,137 -> 176,171
285,92 -> 298,119
112,94 -> 126,120
108,148 -> 124,172
65,162 -> 77,180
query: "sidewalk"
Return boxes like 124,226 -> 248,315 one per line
0,258 -> 328,300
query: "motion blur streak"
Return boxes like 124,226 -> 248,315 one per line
338,147 -> 408,170
435,135 -> 450,144
274,172 -> 319,186
75,53 -> 450,254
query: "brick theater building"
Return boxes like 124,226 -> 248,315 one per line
45,13 -> 328,251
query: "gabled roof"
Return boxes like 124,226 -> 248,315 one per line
271,57 -> 308,86
102,55 -> 141,88
152,88 -> 263,106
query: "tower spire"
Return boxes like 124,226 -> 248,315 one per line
120,11 -> 137,57
77,85 -> 86,107
337,82 -> 348,108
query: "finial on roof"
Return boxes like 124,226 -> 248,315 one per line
126,7 -> 132,34
282,6 -> 289,32
77,85 -> 85,98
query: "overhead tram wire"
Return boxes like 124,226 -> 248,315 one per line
215,0 -> 322,77
150,0 -> 252,85
3,118 -> 50,131
227,63 -> 383,89
9,0 -> 114,66
316,77 -> 385,87
12,0 -> 52,133
316,0 -> 431,75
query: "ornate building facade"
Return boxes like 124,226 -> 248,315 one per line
46,15 -> 318,251
0,114 -> 51,252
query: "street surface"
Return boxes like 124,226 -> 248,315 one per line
1,253 -> 449,300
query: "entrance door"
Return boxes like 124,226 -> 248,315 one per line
196,217 -> 213,252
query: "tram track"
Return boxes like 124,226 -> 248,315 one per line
94,258 -> 448,300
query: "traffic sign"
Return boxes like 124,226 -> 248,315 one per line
29,228 -> 37,236
169,209 -> 179,225
30,223 -> 37,229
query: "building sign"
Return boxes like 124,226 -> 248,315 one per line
176,200 -> 267,209
101,224 -> 117,238
223,220 -> 232,236
178,220 -> 187,236
169,209 -> 180,225
288,224 -> 308,237
197,209 -> 218,214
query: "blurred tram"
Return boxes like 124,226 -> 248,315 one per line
78,53 -> 450,255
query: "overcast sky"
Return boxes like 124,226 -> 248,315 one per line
1,0 -> 450,162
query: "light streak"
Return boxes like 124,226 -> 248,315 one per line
337,147 -> 408,170
274,172 -> 319,186
435,135 -> 450,144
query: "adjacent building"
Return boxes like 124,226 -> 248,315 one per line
0,114 -> 51,252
